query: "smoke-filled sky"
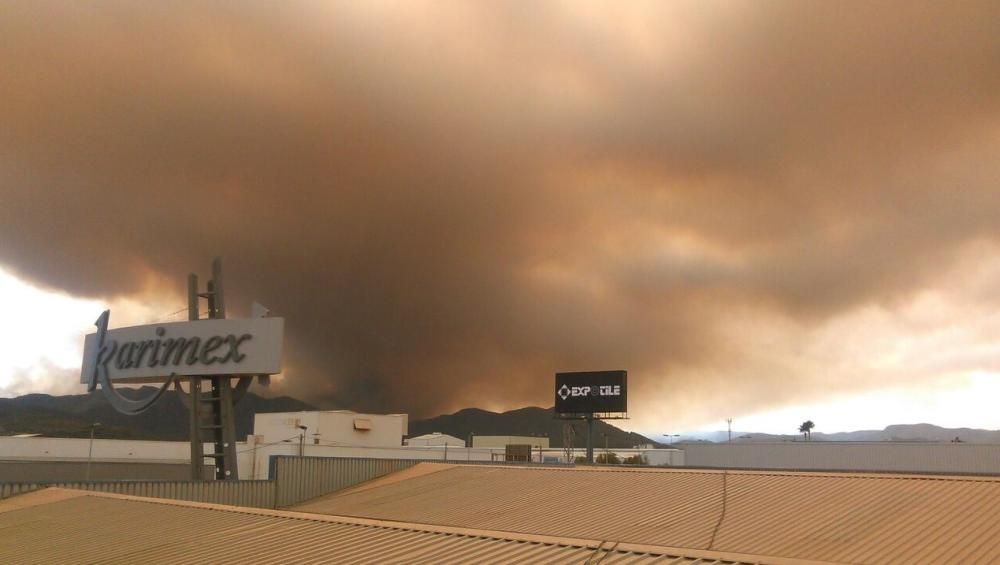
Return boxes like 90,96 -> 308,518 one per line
2,2 -> 1000,433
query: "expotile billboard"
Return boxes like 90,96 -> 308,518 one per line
554,370 -> 627,414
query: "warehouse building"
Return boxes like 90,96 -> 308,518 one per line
471,435 -> 550,449
404,432 -> 466,447
290,462 -> 1000,564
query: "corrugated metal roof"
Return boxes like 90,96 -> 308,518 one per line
0,488 -> 782,564
292,463 -> 1000,564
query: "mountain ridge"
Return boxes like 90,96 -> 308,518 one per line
662,423 -> 1000,444
0,388 -> 315,440
0,391 -> 655,447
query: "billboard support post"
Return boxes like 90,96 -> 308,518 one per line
190,258 -> 245,481
586,414 -> 594,464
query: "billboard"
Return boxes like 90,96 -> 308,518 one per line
81,315 -> 284,384
555,370 -> 627,414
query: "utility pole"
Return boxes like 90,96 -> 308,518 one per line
563,424 -> 574,464
298,425 -> 308,457
585,414 -> 594,464
726,418 -> 733,443
86,422 -> 100,481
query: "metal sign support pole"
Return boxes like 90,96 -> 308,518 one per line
187,274 -> 204,480
586,414 -> 594,464
186,258 -> 241,480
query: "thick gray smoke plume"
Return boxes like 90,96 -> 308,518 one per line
1,2 -> 999,422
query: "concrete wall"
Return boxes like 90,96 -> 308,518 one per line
0,461 -> 211,482
0,437 -> 220,480
680,442 -> 1000,474
0,436 -> 203,463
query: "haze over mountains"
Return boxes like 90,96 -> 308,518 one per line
0,388 -> 314,441
661,424 -> 1000,444
4,391 -> 1000,446
0,390 -> 654,448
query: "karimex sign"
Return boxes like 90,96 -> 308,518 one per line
81,315 -> 284,384
555,370 -> 627,414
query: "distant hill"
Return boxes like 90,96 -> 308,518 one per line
17,390 -> 986,447
1,391 -> 653,448
661,423 -> 1000,444
408,407 -> 658,448
0,388 -> 314,440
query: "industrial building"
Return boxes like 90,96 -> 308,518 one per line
252,410 -> 409,448
471,435 -> 550,449
404,432 -> 466,447
13,408 -> 1000,483
0,410 -> 684,481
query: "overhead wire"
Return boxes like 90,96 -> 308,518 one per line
235,435 -> 304,454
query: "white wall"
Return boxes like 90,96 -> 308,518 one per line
0,437 -> 207,464
253,411 -> 408,448
680,442 -> 1000,474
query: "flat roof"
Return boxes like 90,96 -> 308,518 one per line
0,488 -> 777,564
292,463 -> 1000,564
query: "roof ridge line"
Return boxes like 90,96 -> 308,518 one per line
456,463 -> 1000,482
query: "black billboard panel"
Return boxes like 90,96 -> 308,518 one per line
555,370 -> 627,414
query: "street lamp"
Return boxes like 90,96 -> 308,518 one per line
662,433 -> 680,446
86,423 -> 101,481
297,425 -> 308,457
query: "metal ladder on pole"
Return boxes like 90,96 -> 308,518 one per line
184,259 -> 240,480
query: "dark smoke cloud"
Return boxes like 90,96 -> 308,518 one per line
1,2 -> 999,422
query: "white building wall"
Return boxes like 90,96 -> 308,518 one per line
252,411 -> 408,448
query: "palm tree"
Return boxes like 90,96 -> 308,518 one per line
798,420 -> 815,441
